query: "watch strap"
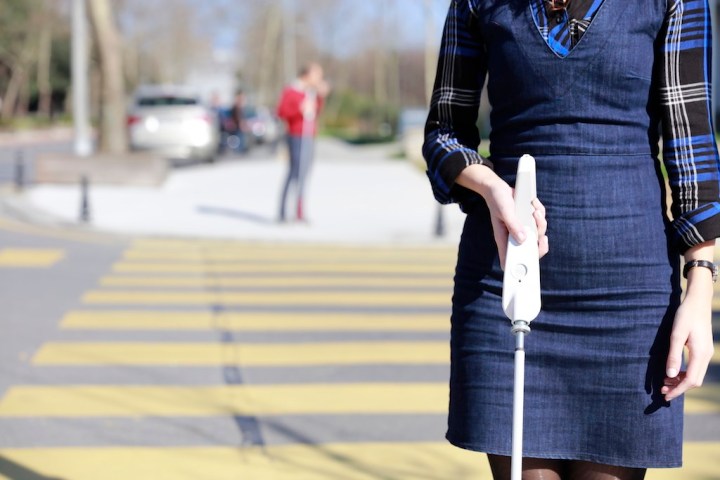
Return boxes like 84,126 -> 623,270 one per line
682,260 -> 718,282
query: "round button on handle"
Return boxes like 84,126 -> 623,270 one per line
511,263 -> 528,280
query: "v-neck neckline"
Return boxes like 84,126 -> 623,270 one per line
505,0 -> 630,99
528,0 -> 610,59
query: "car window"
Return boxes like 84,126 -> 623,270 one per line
137,96 -> 198,107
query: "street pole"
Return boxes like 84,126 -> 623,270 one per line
283,0 -> 297,84
425,0 -> 445,237
72,0 -> 92,157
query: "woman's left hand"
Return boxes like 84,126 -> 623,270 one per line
663,266 -> 715,402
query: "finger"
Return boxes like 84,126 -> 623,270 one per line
664,350 -> 710,401
492,219 -> 510,270
496,233 -> 508,270
538,234 -> 549,258
531,198 -> 546,216
663,372 -> 684,387
665,331 -> 685,381
503,212 -> 527,243
664,365 -> 702,402
533,209 -> 548,237
661,370 -> 685,397
495,191 -> 525,244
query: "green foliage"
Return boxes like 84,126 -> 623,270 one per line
0,113 -> 71,130
322,89 -> 399,144
49,37 -> 72,93
0,0 -> 71,118
0,0 -> 37,68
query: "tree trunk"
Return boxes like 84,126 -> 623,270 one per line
1,24 -> 35,121
1,66 -> 25,120
37,1 -> 54,118
16,76 -> 31,117
87,0 -> 127,154
258,7 -> 283,106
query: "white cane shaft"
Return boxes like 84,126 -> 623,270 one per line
511,343 -> 525,480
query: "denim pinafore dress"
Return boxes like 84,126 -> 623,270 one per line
449,0 -> 683,467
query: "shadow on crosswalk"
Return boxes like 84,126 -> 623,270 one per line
0,456 -> 65,480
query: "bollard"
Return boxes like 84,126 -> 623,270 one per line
80,175 -> 91,222
434,203 -> 446,237
14,150 -> 24,191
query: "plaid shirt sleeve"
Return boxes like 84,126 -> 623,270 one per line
660,0 -> 720,252
422,0 -> 490,206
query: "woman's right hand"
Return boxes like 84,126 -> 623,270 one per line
456,164 -> 549,269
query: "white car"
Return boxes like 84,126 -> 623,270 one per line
127,85 -> 220,163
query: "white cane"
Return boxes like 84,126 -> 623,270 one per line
502,154 -> 542,480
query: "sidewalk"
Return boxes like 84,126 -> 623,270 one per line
7,138 -> 466,245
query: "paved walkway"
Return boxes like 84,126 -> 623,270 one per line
9,139 -> 466,245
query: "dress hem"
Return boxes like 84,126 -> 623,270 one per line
445,434 -> 682,469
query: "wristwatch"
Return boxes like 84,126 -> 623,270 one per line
682,260 -> 718,283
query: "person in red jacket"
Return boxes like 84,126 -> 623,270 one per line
276,63 -> 329,223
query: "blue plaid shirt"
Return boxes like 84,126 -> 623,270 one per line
423,0 -> 720,251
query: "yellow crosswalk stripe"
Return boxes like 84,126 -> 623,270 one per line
32,341 -> 450,366
0,384 -> 447,417
123,249 -> 456,262
112,262 -> 453,274
0,248 -> 64,267
99,275 -> 452,288
131,238 -> 454,253
60,311 -> 447,331
82,290 -> 450,307
0,384 -> 716,417
0,442 -> 716,480
0,443 -> 481,480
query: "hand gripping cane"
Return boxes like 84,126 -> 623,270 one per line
502,154 -> 542,480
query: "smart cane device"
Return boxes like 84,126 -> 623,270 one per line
502,154 -> 541,480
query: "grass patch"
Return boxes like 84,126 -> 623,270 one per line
0,114 -> 72,131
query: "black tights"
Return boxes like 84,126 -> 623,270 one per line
487,455 -> 647,480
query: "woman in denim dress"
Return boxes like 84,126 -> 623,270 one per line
423,0 -> 719,478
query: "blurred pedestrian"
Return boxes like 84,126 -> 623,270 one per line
276,62 -> 329,223
209,91 -> 227,155
227,90 -> 247,154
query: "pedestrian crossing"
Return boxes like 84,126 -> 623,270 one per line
2,384 -> 719,418
31,341 -> 451,366
2,442 -> 713,480
0,247 -> 64,268
80,290 -> 450,307
0,239 -> 718,479
58,311 -> 447,331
